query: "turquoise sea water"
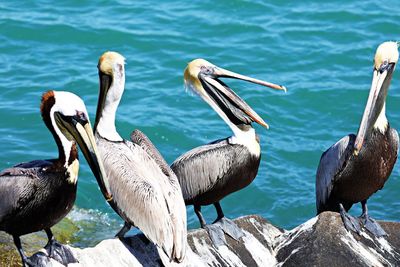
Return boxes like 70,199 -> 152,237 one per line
1,1 -> 399,247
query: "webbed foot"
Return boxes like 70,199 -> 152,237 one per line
27,252 -> 51,267
360,214 -> 387,237
215,217 -> 244,240
204,223 -> 226,247
339,203 -> 361,234
45,237 -> 56,258
44,240 -> 77,265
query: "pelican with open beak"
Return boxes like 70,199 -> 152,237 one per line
0,90 -> 108,266
316,41 -> 399,237
171,59 -> 286,246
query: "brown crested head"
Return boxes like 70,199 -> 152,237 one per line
39,90 -> 65,163
40,90 -> 56,129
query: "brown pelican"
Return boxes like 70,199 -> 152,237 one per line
94,51 -> 187,262
0,90 -> 108,267
316,41 -> 399,237
171,59 -> 286,246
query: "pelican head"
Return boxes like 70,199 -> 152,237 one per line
184,59 -> 286,130
354,41 -> 399,155
94,51 -> 125,135
41,90 -> 112,200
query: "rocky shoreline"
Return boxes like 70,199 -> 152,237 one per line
2,212 -> 400,266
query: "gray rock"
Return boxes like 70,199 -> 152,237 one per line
276,212 -> 400,267
25,212 -> 400,266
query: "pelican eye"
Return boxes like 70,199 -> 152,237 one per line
200,66 -> 214,75
116,63 -> 124,78
74,111 -> 88,125
379,60 -> 389,73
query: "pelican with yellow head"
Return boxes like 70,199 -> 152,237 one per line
94,51 -> 187,263
172,58 -> 286,245
316,41 -> 399,237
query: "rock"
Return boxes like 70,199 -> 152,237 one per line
28,215 -> 283,267
4,212 -> 400,266
276,212 -> 400,267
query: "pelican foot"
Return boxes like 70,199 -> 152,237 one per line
360,214 -> 387,237
215,217 -> 244,241
44,237 -> 56,259
339,204 -> 361,235
204,223 -> 226,247
27,252 -> 51,267
43,240 -> 78,265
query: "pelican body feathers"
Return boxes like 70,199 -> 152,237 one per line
172,137 -> 261,206
94,51 -> 187,263
0,91 -> 106,266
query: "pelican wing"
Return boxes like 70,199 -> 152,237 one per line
390,128 -> 399,154
129,129 -> 187,262
0,161 -> 51,222
171,138 -> 248,201
98,138 -> 186,262
130,129 -> 173,178
316,134 -> 355,213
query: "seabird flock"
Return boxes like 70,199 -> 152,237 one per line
0,41 -> 398,266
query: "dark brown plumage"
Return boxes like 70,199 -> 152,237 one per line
316,41 -> 399,237
0,91 -> 106,267
318,127 -> 398,214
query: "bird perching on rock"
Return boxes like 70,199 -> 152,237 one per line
171,59 -> 286,246
316,41 -> 399,237
0,91 -> 108,267
94,51 -> 187,263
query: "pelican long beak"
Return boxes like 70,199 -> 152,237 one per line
74,122 -> 112,201
203,75 -> 271,128
354,63 -> 395,155
94,71 -> 112,133
200,67 -> 285,129
56,113 -> 112,201
213,67 -> 287,92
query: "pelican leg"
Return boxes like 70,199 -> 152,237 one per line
13,235 -> 35,267
41,228 -> 77,265
339,203 -> 361,234
359,200 -> 387,237
193,204 -> 225,246
194,204 -> 207,228
213,202 -> 225,223
115,221 -> 131,239
212,202 -> 244,241
45,228 -> 56,257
